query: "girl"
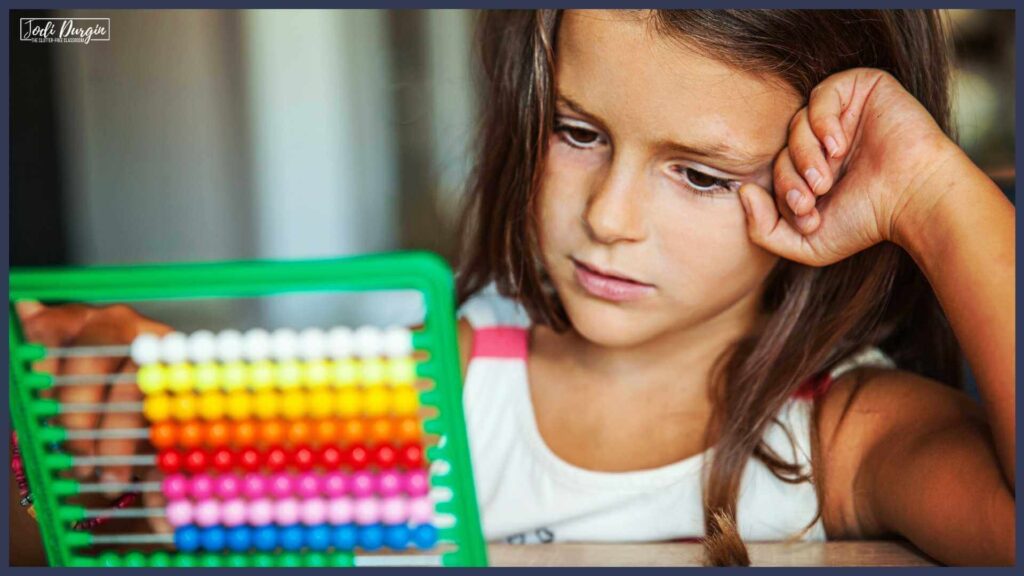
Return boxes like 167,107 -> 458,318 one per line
13,9 -> 1014,566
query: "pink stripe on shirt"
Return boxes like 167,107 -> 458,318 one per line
471,327 -> 529,360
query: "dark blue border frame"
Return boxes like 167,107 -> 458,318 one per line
2,1 -> 1019,573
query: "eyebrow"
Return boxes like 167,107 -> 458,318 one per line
555,94 -> 775,173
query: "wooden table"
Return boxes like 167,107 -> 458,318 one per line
488,541 -> 939,566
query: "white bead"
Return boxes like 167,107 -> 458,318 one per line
130,333 -> 162,366
383,327 -> 413,358
216,330 -> 244,362
186,330 -> 217,363
326,327 -> 353,359
160,332 -> 188,364
353,326 -> 382,358
270,328 -> 298,360
297,328 -> 326,360
242,329 -> 271,361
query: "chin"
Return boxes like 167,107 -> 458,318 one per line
558,289 -> 666,349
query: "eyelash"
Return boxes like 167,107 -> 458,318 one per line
553,119 -> 737,198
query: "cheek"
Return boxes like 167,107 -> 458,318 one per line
536,141 -> 599,244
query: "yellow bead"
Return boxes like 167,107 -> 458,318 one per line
167,363 -> 195,394
334,388 -> 361,418
199,391 -> 226,421
276,360 -> 302,390
280,391 -> 306,420
387,358 -> 416,386
249,360 -> 276,390
361,358 -> 386,386
307,389 -> 333,419
173,394 -> 198,421
226,390 -> 252,420
333,359 -> 359,388
253,390 -> 279,420
143,394 -> 172,422
136,364 -> 167,395
221,361 -> 248,392
391,385 -> 420,416
304,360 -> 332,389
362,385 -> 389,417
194,362 -> 222,393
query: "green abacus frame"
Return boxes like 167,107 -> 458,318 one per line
8,251 -> 488,567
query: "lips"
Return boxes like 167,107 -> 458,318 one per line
571,258 -> 656,302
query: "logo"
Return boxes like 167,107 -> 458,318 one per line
20,18 -> 110,45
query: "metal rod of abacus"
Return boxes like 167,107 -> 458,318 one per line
59,402 -> 144,413
42,345 -> 132,359
64,428 -> 151,441
82,507 -> 165,519
70,454 -> 157,467
76,481 -> 161,494
88,533 -> 175,545
52,373 -> 136,386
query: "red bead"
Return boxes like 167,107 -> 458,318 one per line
346,443 -> 370,470
372,443 -> 397,469
292,445 -> 315,471
211,448 -> 234,472
238,447 -> 262,472
319,446 -> 343,469
265,446 -> 289,471
157,449 -> 182,474
398,443 -> 424,469
184,448 -> 208,474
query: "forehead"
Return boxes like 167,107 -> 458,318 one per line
555,10 -> 802,166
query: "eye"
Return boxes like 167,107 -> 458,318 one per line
554,119 -> 604,149
674,166 -> 737,197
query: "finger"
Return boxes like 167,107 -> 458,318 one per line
773,149 -> 817,232
788,109 -> 833,196
96,360 -> 143,496
15,300 -> 47,323
807,83 -> 850,159
142,467 -> 173,536
739,182 -> 815,263
58,356 -> 120,479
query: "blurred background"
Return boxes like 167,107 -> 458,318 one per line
10,9 -> 1016,329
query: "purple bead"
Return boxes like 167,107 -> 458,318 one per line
166,500 -> 193,526
269,472 -> 294,499
408,496 -> 433,524
274,497 -> 300,525
350,471 -> 376,498
377,471 -> 402,497
379,496 -> 408,525
404,469 -> 429,496
352,497 -> 379,525
327,497 -> 353,524
161,474 -> 189,501
221,498 -> 247,527
300,497 -> 327,525
242,473 -> 267,499
215,474 -> 241,500
194,499 -> 221,527
248,498 -> 274,526
295,472 -> 321,499
322,471 -> 349,497
189,473 -> 215,501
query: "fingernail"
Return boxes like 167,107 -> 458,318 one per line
824,135 -> 839,157
804,167 -> 823,192
786,189 -> 803,213
739,190 -> 752,215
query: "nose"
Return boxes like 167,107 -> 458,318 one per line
582,157 -> 648,245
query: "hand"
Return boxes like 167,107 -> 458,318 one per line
737,67 -> 964,266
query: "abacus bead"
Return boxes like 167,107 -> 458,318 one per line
392,386 -> 419,416
372,444 -> 397,469
162,473 -> 189,500
194,362 -> 221,393
295,472 -> 321,498
405,469 -> 429,496
353,326 -> 383,358
184,449 -> 209,474
333,359 -> 359,387
358,524 -> 384,551
327,497 -> 354,524
242,473 -> 268,499
280,525 -> 305,551
251,553 -> 275,568
137,363 -> 167,394
265,446 -> 289,471
388,358 -> 416,386
207,420 -> 231,446
313,419 -> 338,444
173,394 -> 198,421
226,526 -> 252,552
412,524 -> 438,549
306,524 -> 331,551
187,330 -> 217,363
293,445 -> 316,471
144,394 -> 172,422
298,328 -> 326,361
123,552 -> 147,567
377,471 -> 402,497
157,449 -> 182,474
150,421 -> 177,448
221,361 -> 248,392
179,421 -> 204,448
253,390 -> 279,419
250,360 -> 276,390
175,525 -> 202,552
368,417 -> 393,443
399,443 -> 424,468
149,551 -> 172,567
160,332 -> 189,364
353,497 -> 380,525
320,445 -> 344,469
384,524 -> 411,550
335,388 -> 361,418
301,497 -> 327,525
304,360 -> 332,389
130,333 -> 162,365
287,420 -> 311,445
212,448 -> 235,472
380,496 -> 409,525
216,329 -> 244,362
307,389 -> 333,419
322,471 -> 349,497
363,385 -> 389,417
200,526 -> 226,552
383,327 -> 413,358
326,327 -> 353,359
166,500 -> 193,526
350,470 -> 376,498
348,443 -> 371,470
409,497 -> 433,524
260,419 -> 285,445
215,474 -> 241,499
276,360 -> 303,389
361,358 -> 386,386
98,550 -> 121,567
396,417 -> 420,442
331,524 -> 358,550
341,419 -> 367,444
194,499 -> 221,527
226,391 -> 252,420
221,498 -> 247,527
242,328 -> 272,361
248,498 -> 274,526
269,472 -> 294,499
190,473 -> 215,500
199,392 -> 226,421
281,390 -> 306,420
173,554 -> 198,568
233,420 -> 258,445
271,328 -> 299,360
238,447 -> 262,472
253,525 -> 278,551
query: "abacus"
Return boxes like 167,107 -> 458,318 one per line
8,252 -> 488,567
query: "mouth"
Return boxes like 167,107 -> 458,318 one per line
571,258 -> 656,303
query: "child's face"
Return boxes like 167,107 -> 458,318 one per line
537,11 -> 803,348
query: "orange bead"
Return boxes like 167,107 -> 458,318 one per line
313,419 -> 339,445
150,421 -> 178,449
340,419 -> 366,444
260,420 -> 286,445
233,420 -> 258,446
179,421 -> 204,448
287,420 -> 312,445
368,418 -> 393,443
206,421 -> 231,446
395,417 -> 421,442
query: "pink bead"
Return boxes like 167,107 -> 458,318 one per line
215,474 -> 242,500
274,497 -> 300,525
300,497 -> 327,525
327,497 -> 353,524
161,474 -> 189,501
408,496 -> 433,524
269,472 -> 294,499
166,500 -> 193,526
242,473 -> 267,499
350,471 -> 376,498
189,473 -> 215,501
353,497 -> 379,525
379,496 -> 408,525
248,498 -> 274,526
221,498 -> 248,527
295,473 -> 321,499
322,472 -> 349,497
404,469 -> 429,496
377,471 -> 402,497
194,499 -> 221,527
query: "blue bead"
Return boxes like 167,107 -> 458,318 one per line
383,524 -> 410,550
412,524 -> 438,549
358,524 -> 384,551
226,526 -> 252,552
280,524 -> 305,551
175,525 -> 201,553
306,524 -> 331,552
253,525 -> 278,552
201,526 -> 227,552
330,524 -> 358,551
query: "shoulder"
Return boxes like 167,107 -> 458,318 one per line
457,318 -> 473,377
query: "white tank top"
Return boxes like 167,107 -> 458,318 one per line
456,284 -> 896,545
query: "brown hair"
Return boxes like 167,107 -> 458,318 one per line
456,9 -> 962,565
